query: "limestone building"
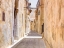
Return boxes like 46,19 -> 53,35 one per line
0,0 -> 14,48
35,0 -> 44,34
0,0 -> 31,48
44,0 -> 64,48
36,0 -> 64,48
30,9 -> 36,31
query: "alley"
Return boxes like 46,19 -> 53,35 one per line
1,0 -> 64,48
12,31 -> 46,48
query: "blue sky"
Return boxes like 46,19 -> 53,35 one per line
29,0 -> 38,8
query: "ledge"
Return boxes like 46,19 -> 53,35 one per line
7,35 -> 27,48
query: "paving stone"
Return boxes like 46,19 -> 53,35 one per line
12,31 -> 46,48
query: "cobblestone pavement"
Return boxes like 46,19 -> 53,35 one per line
12,31 -> 46,48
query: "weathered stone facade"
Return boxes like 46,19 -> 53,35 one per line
30,20 -> 35,31
35,0 -> 64,48
30,9 -> 36,31
25,16 -> 30,34
14,0 -> 27,39
44,0 -> 64,48
0,0 -> 14,48
0,0 -> 31,48
35,0 -> 44,34
34,9 -> 38,32
1,0 -> 64,48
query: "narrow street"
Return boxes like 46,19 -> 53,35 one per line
12,31 -> 46,48
0,0 -> 64,48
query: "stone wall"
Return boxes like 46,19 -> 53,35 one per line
34,9 -> 38,32
18,0 -> 27,38
36,0 -> 44,34
38,6 -> 42,34
0,0 -> 28,48
13,0 -> 28,39
30,9 -> 36,31
0,0 -> 14,48
15,0 -> 24,39
26,16 -> 30,34
44,0 -> 64,48
32,21 -> 35,31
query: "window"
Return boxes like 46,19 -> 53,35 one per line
38,10 -> 40,15
22,14 -> 23,25
2,12 -> 5,21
